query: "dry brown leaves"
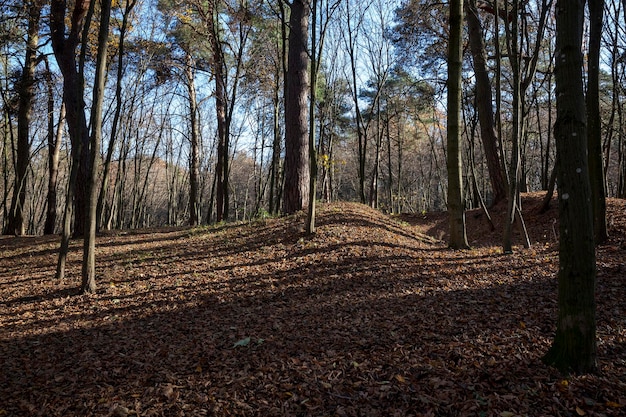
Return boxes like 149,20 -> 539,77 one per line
1,194 -> 625,416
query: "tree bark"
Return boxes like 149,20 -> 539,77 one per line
503,0 -> 522,254
543,0 -> 597,375
465,0 -> 507,205
586,0 -> 607,243
4,1 -> 41,236
185,52 -> 201,226
44,66 -> 64,235
283,0 -> 311,214
50,0 -> 90,239
447,0 -> 469,249
306,0 -> 319,235
201,1 -> 229,222
82,0 -> 112,294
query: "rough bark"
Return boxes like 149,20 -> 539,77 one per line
447,0 -> 469,249
4,2 -> 41,236
201,1 -> 229,222
185,52 -> 201,226
586,0 -> 607,243
465,0 -> 507,205
44,69 -> 64,235
50,0 -> 90,239
306,0 -> 319,235
543,0 -> 597,375
503,0 -> 522,254
283,0 -> 311,214
82,0 -> 112,294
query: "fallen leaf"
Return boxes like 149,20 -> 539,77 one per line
233,337 -> 251,348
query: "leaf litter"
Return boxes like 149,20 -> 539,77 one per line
0,194 -> 625,416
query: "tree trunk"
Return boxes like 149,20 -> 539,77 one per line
283,0 -> 311,214
50,0 -> 90,240
466,0 -> 507,205
306,0 -> 319,235
81,0 -> 112,294
206,4 -> 229,222
586,0 -> 607,243
185,52 -> 201,226
503,0 -> 522,254
543,0 -> 597,375
447,0 -> 469,249
44,75 -> 64,235
269,83 -> 281,214
344,1 -> 366,204
4,2 -> 41,236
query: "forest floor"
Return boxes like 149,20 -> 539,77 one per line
1,193 -> 625,417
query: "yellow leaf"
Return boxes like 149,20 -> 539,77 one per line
500,412 -> 514,417
196,365 -> 203,372
394,374 -> 406,384
519,321 -> 526,329
575,406 -> 586,416
606,401 -> 623,408
560,379 -> 569,386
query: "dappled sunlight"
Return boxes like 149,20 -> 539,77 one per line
1,199 -> 625,416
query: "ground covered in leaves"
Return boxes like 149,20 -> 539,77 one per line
1,193 -> 625,416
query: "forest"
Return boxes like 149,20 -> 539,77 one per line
1,0 -> 624,235
1,0 -> 625,415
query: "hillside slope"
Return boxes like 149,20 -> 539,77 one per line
0,199 -> 624,416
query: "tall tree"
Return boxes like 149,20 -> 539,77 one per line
43,58 -> 64,235
306,0 -> 340,234
4,1 -> 41,235
82,0 -> 112,294
503,0 -> 523,253
342,0 -> 368,204
51,0 -> 90,279
543,0 -> 597,374
447,0 -> 469,249
283,0 -> 311,214
184,51 -> 201,226
96,0 -> 138,231
465,0 -> 507,205
587,0 -> 607,243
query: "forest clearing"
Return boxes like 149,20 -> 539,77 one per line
1,194 -> 625,416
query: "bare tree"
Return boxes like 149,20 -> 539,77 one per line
4,1 -> 41,236
447,0 -> 469,249
82,0 -> 113,294
43,58 -> 64,235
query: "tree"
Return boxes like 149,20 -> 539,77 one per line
587,0 -> 607,243
283,0 -> 311,214
184,51 -> 201,226
465,0 -> 507,205
4,1 -> 41,235
51,0 -> 90,279
342,0 -> 368,204
543,0 -> 597,374
96,0 -> 138,231
446,0 -> 469,249
81,0 -> 112,294
306,0 -> 340,234
43,58 -> 64,235
502,0 -> 523,254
